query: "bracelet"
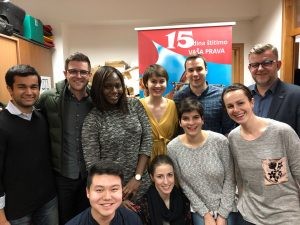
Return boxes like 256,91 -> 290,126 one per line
209,211 -> 218,220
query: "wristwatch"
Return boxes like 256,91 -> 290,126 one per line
135,174 -> 142,181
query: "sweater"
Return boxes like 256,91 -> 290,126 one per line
65,207 -> 142,225
167,131 -> 235,218
82,98 -> 152,202
228,118 -> 300,225
0,110 -> 56,220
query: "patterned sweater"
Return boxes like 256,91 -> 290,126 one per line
167,131 -> 235,218
81,98 -> 152,202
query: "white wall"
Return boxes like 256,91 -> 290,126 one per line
244,0 -> 282,85
51,0 -> 282,85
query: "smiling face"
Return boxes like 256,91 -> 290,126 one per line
223,89 -> 254,125
179,109 -> 204,137
151,163 -> 175,199
64,61 -> 91,93
7,75 -> 40,113
185,57 -> 207,90
87,174 -> 123,222
147,74 -> 167,97
103,73 -> 124,105
248,49 -> 281,89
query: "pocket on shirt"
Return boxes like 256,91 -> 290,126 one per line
261,157 -> 288,186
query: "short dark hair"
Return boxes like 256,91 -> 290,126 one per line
91,66 -> 128,113
177,97 -> 204,120
221,83 -> 253,107
148,155 -> 174,176
64,52 -> 91,71
87,161 -> 124,189
5,64 -> 41,89
184,54 -> 207,70
142,64 -> 169,90
248,43 -> 278,59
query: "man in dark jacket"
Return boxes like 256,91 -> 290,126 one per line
37,52 -> 93,224
248,43 -> 300,137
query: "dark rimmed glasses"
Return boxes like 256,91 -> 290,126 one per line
248,59 -> 277,69
67,69 -> 90,77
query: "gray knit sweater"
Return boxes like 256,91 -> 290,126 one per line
228,118 -> 300,225
167,131 -> 235,218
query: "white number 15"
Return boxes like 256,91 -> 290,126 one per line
166,31 -> 194,49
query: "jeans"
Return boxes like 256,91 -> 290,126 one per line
192,212 -> 250,225
55,173 -> 90,225
10,197 -> 58,225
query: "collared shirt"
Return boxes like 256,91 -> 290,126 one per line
250,79 -> 279,118
6,101 -> 33,121
173,83 -> 235,134
61,89 -> 92,179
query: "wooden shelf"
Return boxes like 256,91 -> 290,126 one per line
0,33 -> 53,104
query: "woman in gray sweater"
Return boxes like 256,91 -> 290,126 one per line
167,97 -> 236,225
222,83 -> 300,225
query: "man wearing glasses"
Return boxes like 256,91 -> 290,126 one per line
248,43 -> 300,137
37,52 -> 93,224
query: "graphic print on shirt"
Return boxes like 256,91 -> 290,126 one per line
262,157 -> 288,185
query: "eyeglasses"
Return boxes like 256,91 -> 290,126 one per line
67,69 -> 90,77
248,60 -> 277,69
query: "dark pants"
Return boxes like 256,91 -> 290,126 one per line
55,173 -> 90,225
230,211 -> 256,225
10,197 -> 58,225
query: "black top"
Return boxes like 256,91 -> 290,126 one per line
65,207 -> 143,225
0,109 -> 56,220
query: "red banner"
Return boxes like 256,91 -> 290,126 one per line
136,22 -> 235,97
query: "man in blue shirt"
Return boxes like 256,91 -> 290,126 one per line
173,54 -> 235,135
66,161 -> 142,225
248,43 -> 300,137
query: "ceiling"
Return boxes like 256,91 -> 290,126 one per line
10,0 -> 260,27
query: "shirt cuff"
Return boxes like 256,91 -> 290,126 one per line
0,195 -> 5,209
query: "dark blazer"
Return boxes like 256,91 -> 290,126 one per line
250,79 -> 300,137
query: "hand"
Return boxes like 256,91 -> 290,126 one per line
122,199 -> 139,212
0,209 -> 10,225
123,177 -> 141,200
216,215 -> 226,225
0,220 -> 10,225
204,212 -> 217,225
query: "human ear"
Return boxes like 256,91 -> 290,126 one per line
86,187 -> 90,199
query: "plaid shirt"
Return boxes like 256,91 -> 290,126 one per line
173,84 -> 235,135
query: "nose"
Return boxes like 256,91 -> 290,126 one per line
192,70 -> 199,76
103,190 -> 111,199
163,176 -> 168,184
257,63 -> 264,70
111,86 -> 118,93
24,87 -> 33,95
232,105 -> 239,112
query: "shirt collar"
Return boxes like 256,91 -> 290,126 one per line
251,78 -> 279,96
6,101 -> 33,121
189,82 -> 209,96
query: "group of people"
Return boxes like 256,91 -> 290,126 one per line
0,43 -> 299,225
